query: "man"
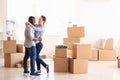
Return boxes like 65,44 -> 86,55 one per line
23,16 -> 40,76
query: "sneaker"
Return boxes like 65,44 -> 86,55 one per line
23,71 -> 29,76
30,72 -> 40,76
36,70 -> 41,73
46,64 -> 49,73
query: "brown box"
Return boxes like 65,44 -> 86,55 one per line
99,49 -> 116,61
69,58 -> 88,74
89,48 -> 99,61
118,59 -> 120,68
67,26 -> 85,38
4,53 -> 24,67
103,38 -> 113,50
17,44 -> 25,53
67,49 -> 72,58
55,48 -> 67,58
7,36 -> 15,40
72,43 -> 91,59
54,57 -> 69,72
63,38 -> 80,49
15,63 -> 22,68
3,40 -> 16,53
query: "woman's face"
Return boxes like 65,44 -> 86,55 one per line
38,17 -> 44,26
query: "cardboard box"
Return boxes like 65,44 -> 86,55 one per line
3,40 -> 16,53
118,59 -> 120,68
4,53 -> 24,67
72,43 -> 91,59
55,48 -> 67,58
89,48 -> 99,61
7,36 -> 15,40
17,44 -> 25,53
54,57 -> 69,72
63,38 -> 80,49
103,38 -> 113,50
69,58 -> 88,74
15,63 -> 22,68
67,49 -> 72,58
67,27 -> 85,38
99,49 -> 116,61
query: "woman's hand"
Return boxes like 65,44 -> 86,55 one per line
25,22 -> 32,27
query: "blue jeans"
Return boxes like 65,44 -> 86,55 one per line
36,42 -> 47,70
23,46 -> 36,74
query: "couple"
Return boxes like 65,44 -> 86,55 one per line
23,15 -> 49,76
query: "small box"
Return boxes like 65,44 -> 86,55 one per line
54,57 -> 69,72
69,58 -> 88,74
72,43 -> 91,59
15,63 -> 22,68
67,26 -> 85,38
3,40 -> 16,53
63,38 -> 80,49
99,49 -> 116,61
7,36 -> 15,40
89,48 -> 99,61
17,44 -> 25,53
4,53 -> 24,67
55,48 -> 67,58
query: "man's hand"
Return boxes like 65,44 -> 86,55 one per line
33,38 -> 39,41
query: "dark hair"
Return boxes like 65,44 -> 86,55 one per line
28,16 -> 35,24
41,15 -> 46,23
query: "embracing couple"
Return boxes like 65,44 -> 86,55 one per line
23,15 -> 49,76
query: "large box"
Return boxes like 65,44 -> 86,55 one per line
4,53 -> 24,67
99,49 -> 116,61
69,58 -> 88,74
55,48 -> 67,58
72,43 -> 91,59
63,38 -> 80,49
3,40 -> 16,53
67,27 -> 85,38
17,44 -> 25,53
89,48 -> 99,61
54,57 -> 69,72
102,38 -> 113,50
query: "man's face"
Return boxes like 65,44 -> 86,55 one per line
31,18 -> 35,25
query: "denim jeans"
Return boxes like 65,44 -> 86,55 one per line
36,42 -> 47,70
23,46 -> 36,74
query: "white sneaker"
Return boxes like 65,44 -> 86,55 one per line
36,70 -> 41,73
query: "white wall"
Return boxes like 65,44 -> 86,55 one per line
7,0 -> 120,57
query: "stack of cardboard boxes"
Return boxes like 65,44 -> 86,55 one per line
54,25 -> 91,74
63,25 -> 84,49
99,38 -> 116,61
54,46 -> 70,72
69,43 -> 91,73
3,36 -> 28,68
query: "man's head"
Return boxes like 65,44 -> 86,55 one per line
28,16 -> 35,25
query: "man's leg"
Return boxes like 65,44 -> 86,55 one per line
23,48 -> 29,73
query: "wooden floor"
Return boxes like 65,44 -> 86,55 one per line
0,58 -> 120,80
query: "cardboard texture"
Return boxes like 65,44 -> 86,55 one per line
67,27 -> 85,38
72,43 -> 91,59
89,48 -> 99,61
103,38 -> 113,50
99,49 -> 116,61
4,53 -> 24,67
17,44 -> 25,53
63,38 -> 80,49
3,40 -> 16,53
54,57 -> 69,72
118,59 -> 120,68
55,48 -> 67,58
69,58 -> 88,74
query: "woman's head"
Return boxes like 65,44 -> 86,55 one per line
28,16 -> 35,25
38,15 -> 46,26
